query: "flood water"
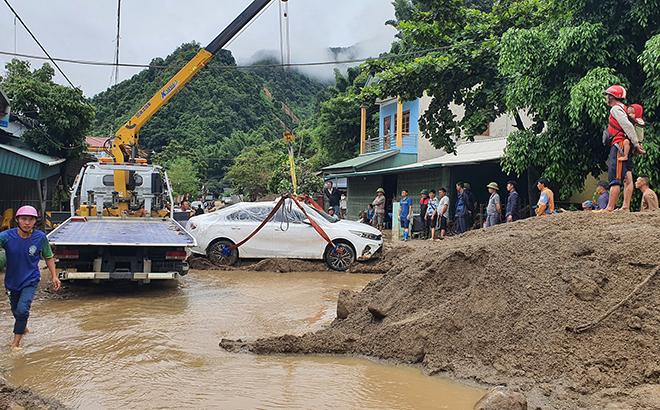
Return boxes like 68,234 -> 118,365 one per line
0,270 -> 484,409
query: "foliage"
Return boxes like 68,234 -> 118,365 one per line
225,141 -> 287,201
91,43 -> 325,191
166,157 -> 201,197
356,0 -> 659,199
499,0 -> 660,197
0,59 -> 95,159
297,67 -> 378,169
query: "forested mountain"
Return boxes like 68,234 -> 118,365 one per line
90,43 -> 327,193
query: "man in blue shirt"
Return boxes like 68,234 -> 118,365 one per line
505,181 -> 521,222
0,205 -> 60,349
398,190 -> 413,241
454,182 -> 468,234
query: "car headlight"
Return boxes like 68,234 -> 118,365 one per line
349,230 -> 381,241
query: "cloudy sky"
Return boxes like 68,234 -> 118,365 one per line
0,0 -> 396,96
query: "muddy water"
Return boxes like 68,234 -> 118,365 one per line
0,270 -> 484,409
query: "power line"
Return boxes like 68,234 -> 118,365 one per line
0,46 -> 452,71
2,0 -> 77,89
113,0 -> 121,84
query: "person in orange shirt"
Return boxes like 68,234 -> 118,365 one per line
535,178 -> 555,216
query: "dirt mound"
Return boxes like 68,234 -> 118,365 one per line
0,377 -> 66,409
188,248 -> 400,274
222,212 -> 660,409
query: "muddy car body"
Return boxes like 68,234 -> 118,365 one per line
187,200 -> 383,270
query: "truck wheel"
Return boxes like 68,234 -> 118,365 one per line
207,240 -> 238,267
324,242 -> 355,271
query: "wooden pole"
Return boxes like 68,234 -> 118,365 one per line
396,98 -> 403,148
360,105 -> 367,154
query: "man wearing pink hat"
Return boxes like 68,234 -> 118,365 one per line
0,205 -> 60,349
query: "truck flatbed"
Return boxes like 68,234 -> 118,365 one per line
48,217 -> 195,247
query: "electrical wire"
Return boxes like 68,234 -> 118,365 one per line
2,0 -> 77,88
113,0 -> 121,84
0,46 -> 452,71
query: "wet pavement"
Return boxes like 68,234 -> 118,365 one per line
0,270 -> 484,409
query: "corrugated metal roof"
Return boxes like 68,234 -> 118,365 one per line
322,150 -> 398,171
0,143 -> 65,166
326,138 -> 507,178
0,143 -> 64,180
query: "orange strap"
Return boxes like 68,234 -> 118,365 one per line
290,196 -> 334,246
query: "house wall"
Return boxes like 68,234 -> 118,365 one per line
347,175 -> 383,220
396,168 -> 451,214
379,99 -> 420,154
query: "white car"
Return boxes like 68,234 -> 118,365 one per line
186,199 -> 383,271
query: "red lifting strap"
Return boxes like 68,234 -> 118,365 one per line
232,194 -> 335,250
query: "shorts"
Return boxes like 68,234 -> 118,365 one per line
428,214 -> 438,228
400,217 -> 410,229
438,216 -> 448,230
608,143 -> 634,187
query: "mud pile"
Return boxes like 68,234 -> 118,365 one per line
188,246 -> 400,274
0,377 -> 65,409
222,212 -> 660,409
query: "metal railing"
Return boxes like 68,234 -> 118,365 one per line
363,133 -> 418,154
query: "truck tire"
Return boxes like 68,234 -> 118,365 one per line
207,240 -> 238,267
324,242 -> 355,272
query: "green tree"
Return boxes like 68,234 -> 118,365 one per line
226,142 -> 287,200
499,0 -> 660,197
0,59 -> 94,159
167,157 -> 201,197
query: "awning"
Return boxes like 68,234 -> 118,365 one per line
322,150 -> 399,173
326,138 -> 507,178
0,142 -> 65,180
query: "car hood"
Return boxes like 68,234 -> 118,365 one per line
334,219 -> 382,235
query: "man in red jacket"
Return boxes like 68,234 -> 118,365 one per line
603,85 -> 644,211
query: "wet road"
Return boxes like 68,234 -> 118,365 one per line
0,270 -> 484,409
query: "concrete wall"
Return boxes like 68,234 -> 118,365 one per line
347,175 -> 383,220
396,168 -> 451,214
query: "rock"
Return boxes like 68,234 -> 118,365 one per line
627,315 -> 642,330
336,290 -> 359,319
474,387 -> 527,410
367,303 -> 388,320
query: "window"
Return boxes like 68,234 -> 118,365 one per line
273,207 -> 306,224
383,116 -> 392,150
394,110 -> 411,135
402,111 -> 411,135
226,206 -> 273,222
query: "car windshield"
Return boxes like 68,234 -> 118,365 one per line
306,204 -> 339,223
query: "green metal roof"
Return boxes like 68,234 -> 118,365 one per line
322,150 -> 398,172
0,142 -> 64,180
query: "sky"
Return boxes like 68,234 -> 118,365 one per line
0,0 -> 397,97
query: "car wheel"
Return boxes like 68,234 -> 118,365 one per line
324,242 -> 355,271
207,240 -> 238,267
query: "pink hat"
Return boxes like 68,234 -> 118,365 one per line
16,205 -> 39,218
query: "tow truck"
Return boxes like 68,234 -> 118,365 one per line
48,0 -> 274,283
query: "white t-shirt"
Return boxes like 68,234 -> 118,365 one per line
439,196 -> 450,218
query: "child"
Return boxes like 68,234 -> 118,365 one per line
425,190 -> 439,240
366,204 -> 374,225
619,103 -> 646,162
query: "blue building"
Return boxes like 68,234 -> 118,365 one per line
322,94 -> 526,223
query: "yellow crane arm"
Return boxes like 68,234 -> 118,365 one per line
111,0 -> 273,198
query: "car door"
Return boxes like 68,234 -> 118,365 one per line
270,206 -> 326,259
225,205 -> 275,258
